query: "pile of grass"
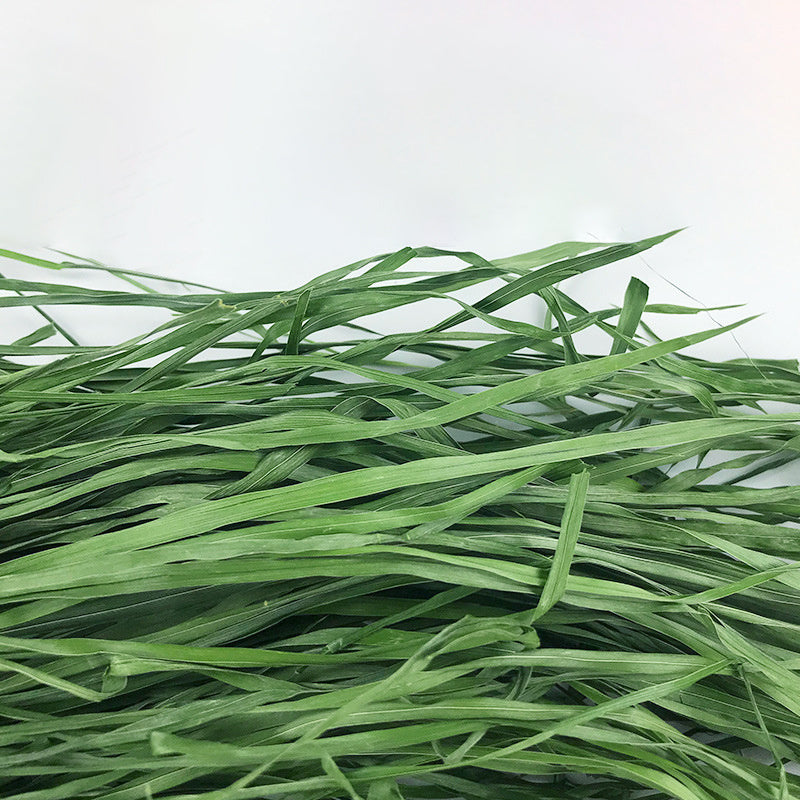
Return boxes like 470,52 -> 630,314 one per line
1,232 -> 800,800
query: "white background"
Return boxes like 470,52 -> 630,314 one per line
1,1 -> 798,358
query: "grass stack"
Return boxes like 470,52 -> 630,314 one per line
1,232 -> 799,799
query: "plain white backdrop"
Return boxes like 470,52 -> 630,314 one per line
1,1 -> 798,357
